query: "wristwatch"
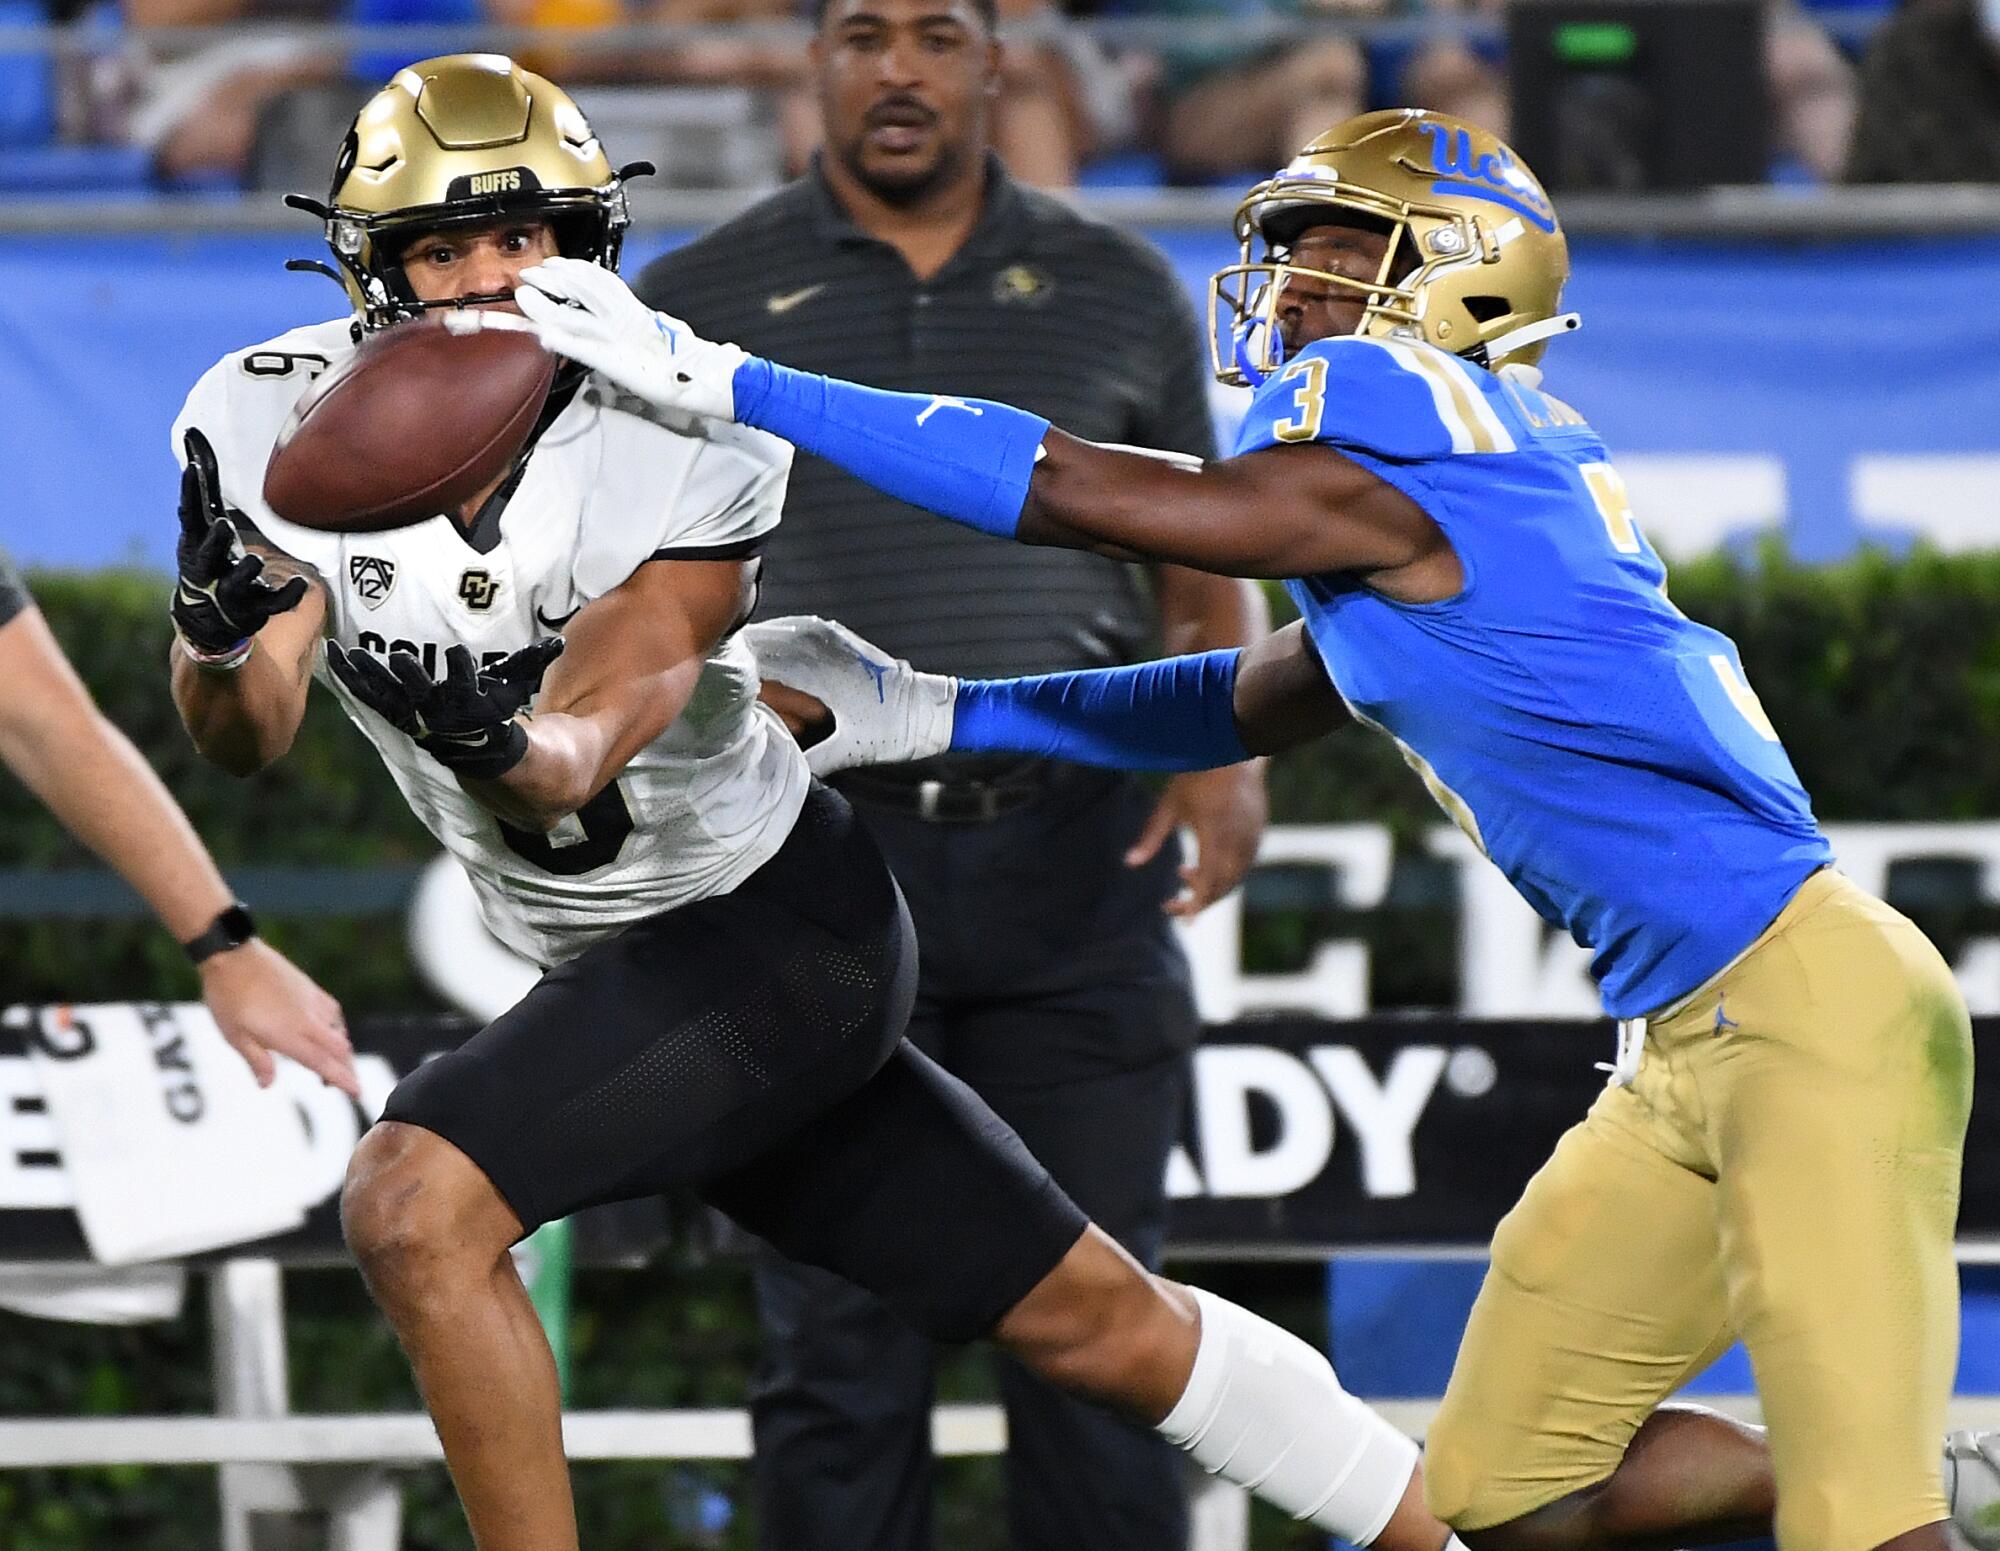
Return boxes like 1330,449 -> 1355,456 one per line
183,902 -> 258,965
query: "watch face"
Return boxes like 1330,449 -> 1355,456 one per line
187,904 -> 257,963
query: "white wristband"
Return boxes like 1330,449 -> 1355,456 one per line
177,632 -> 255,672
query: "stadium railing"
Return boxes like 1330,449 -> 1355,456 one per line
0,1260 -> 1039,1551
8,181 -> 2000,240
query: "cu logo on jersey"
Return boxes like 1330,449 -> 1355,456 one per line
458,569 -> 502,612
349,555 -> 396,610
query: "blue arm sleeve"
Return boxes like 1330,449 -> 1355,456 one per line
732,357 -> 1049,539
951,650 -> 1250,771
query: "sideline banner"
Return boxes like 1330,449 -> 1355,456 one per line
3,1011 -> 1995,1263
5,231 -> 2000,569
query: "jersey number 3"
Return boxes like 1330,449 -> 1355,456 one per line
1271,357 -> 1329,444
499,783 -> 636,874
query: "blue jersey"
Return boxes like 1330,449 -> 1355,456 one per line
1234,336 -> 1832,1017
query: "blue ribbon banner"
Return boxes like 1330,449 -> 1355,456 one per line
5,229 -> 1999,568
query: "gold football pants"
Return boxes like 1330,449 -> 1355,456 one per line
1424,869 -> 1973,1550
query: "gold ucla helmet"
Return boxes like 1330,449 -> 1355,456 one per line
288,54 -> 647,333
1212,108 -> 1576,387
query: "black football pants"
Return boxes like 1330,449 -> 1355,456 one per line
748,770 -> 1200,1551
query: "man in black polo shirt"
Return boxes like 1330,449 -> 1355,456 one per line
0,548 -> 355,1096
636,1 -> 1267,1546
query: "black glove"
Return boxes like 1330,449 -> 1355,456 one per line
326,637 -> 565,780
174,428 -> 309,657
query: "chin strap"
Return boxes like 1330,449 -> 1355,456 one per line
1481,312 -> 1582,370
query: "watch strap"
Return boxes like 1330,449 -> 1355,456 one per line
184,902 -> 257,965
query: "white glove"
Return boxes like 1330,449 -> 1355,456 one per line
514,256 -> 748,421
744,616 -> 958,778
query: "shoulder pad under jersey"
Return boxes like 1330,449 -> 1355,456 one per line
1232,335 -> 1519,463
170,320 -> 359,560
569,391 -> 793,602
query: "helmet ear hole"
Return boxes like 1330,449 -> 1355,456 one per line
1463,295 -> 1511,324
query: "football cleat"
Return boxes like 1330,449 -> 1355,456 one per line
1947,1429 -> 2000,1550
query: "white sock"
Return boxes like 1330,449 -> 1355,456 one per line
1156,1286 -> 1421,1546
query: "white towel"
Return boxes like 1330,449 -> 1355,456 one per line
22,1003 -> 316,1265
0,1262 -> 187,1324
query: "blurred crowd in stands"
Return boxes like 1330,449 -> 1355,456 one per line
2,0 -> 1998,196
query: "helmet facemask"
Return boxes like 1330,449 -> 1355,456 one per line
1209,183 -> 1483,389
329,181 -> 635,334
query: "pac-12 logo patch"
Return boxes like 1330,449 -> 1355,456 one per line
349,555 -> 395,609
458,569 -> 502,612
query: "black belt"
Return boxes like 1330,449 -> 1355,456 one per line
835,762 -> 1063,823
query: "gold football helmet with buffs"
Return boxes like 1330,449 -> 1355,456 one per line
1210,108 -> 1577,387
285,54 -> 651,334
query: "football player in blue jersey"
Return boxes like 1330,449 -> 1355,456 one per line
515,109 -> 1992,1551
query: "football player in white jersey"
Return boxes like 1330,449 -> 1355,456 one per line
168,55 -> 1474,1551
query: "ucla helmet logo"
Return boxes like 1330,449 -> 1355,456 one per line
1411,121 -> 1557,234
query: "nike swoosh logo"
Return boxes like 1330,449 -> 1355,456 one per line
535,604 -> 579,631
765,283 -> 827,315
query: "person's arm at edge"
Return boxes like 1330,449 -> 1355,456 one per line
9,604 -> 246,941
2,604 -> 356,1094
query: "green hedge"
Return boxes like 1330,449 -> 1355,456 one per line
4,551 -> 1999,1550
0,567 -> 437,1014
1256,545 -> 2000,829
16,547 -> 2000,871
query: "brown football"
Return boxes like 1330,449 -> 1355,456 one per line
262,313 -> 557,533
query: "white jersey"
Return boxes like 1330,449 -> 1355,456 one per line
174,317 -> 811,969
